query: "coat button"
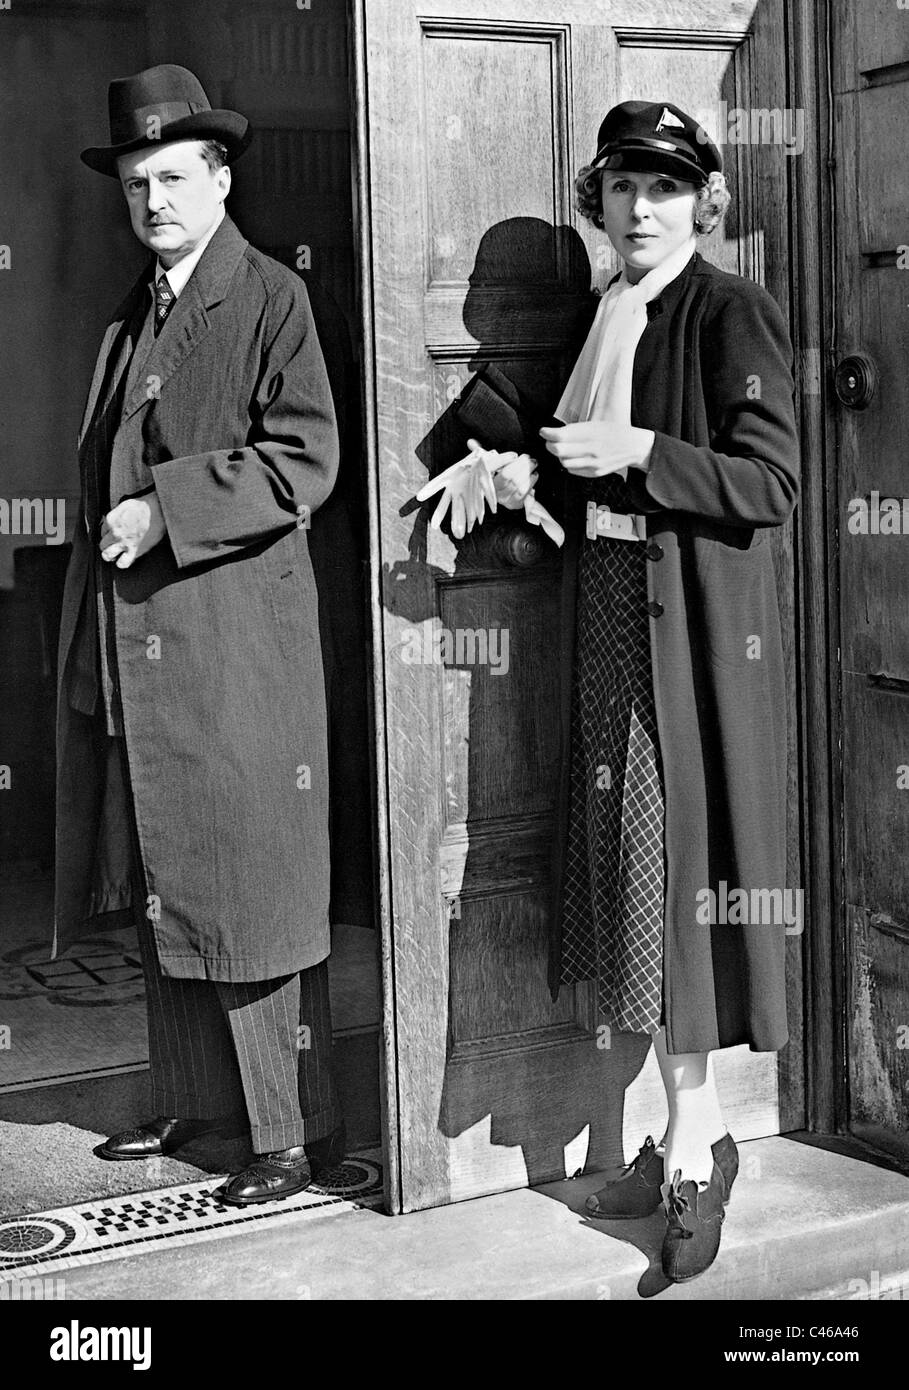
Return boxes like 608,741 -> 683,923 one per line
647,600 -> 664,618
645,540 -> 664,561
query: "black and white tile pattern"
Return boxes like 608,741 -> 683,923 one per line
0,1151 -> 382,1279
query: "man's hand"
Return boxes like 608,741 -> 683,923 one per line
539,421 -> 655,478
100,494 -> 167,569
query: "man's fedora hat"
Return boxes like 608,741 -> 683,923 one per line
81,63 -> 252,177
590,101 -> 722,184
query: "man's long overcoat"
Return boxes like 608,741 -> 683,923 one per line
455,251 -> 800,1054
54,216 -> 340,982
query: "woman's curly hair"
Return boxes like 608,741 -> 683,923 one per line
575,165 -> 730,236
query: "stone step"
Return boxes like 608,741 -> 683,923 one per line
42,1133 -> 909,1300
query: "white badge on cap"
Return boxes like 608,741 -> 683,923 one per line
586,501 -> 647,543
655,107 -> 686,133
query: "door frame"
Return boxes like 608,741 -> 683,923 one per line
787,0 -> 848,1139
802,0 -> 909,1158
349,0 -> 405,1214
349,0 -> 845,1215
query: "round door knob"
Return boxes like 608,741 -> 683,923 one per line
834,353 -> 877,410
491,527 -> 545,567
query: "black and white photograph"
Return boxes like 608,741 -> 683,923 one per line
0,0 -> 906,1338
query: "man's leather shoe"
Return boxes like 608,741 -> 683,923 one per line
660,1159 -> 728,1282
586,1130 -> 738,1220
304,1121 -> 347,1179
99,1116 -> 228,1162
215,1147 -> 312,1207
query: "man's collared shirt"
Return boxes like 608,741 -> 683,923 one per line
154,202 -> 225,300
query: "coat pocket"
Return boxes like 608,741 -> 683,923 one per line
266,563 -> 315,660
693,522 -> 770,584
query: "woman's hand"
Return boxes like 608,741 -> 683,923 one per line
539,422 -> 655,478
415,439 -> 564,547
493,453 -> 539,510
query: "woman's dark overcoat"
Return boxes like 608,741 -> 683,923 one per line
455,250 -> 800,1054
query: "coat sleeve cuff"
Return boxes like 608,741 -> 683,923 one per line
152,450 -> 326,570
635,430 -> 798,526
621,455 -> 668,514
631,430 -> 688,510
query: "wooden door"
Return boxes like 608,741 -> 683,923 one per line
355,0 -> 803,1212
832,0 -> 909,1164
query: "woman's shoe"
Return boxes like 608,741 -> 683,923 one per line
586,1129 -> 738,1221
660,1160 -> 727,1282
712,1130 -> 739,1203
586,1135 -> 664,1219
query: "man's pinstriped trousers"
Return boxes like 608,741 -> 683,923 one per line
108,734 -> 342,1153
133,909 -> 341,1152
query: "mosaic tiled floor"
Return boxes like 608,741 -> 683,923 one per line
0,878 -> 147,1091
0,877 -> 380,1092
0,1150 -> 382,1280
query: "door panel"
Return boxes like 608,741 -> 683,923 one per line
358,0 -> 802,1211
832,0 -> 909,1163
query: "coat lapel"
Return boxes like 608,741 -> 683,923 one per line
119,215 -> 249,423
78,276 -> 151,452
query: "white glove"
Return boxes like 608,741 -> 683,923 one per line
522,493 -> 565,548
417,438 -> 565,547
415,438 -> 497,539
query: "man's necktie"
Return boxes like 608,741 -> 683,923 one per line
153,274 -> 175,335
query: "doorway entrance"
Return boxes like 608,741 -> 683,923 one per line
0,0 -> 380,1187
6,0 -> 904,1231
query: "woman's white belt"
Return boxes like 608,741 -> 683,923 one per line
586,500 -> 647,543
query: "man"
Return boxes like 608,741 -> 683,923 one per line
54,64 -> 345,1205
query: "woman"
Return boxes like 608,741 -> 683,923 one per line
417,100 -> 799,1283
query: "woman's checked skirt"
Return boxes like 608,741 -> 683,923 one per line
558,477 -> 666,1036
